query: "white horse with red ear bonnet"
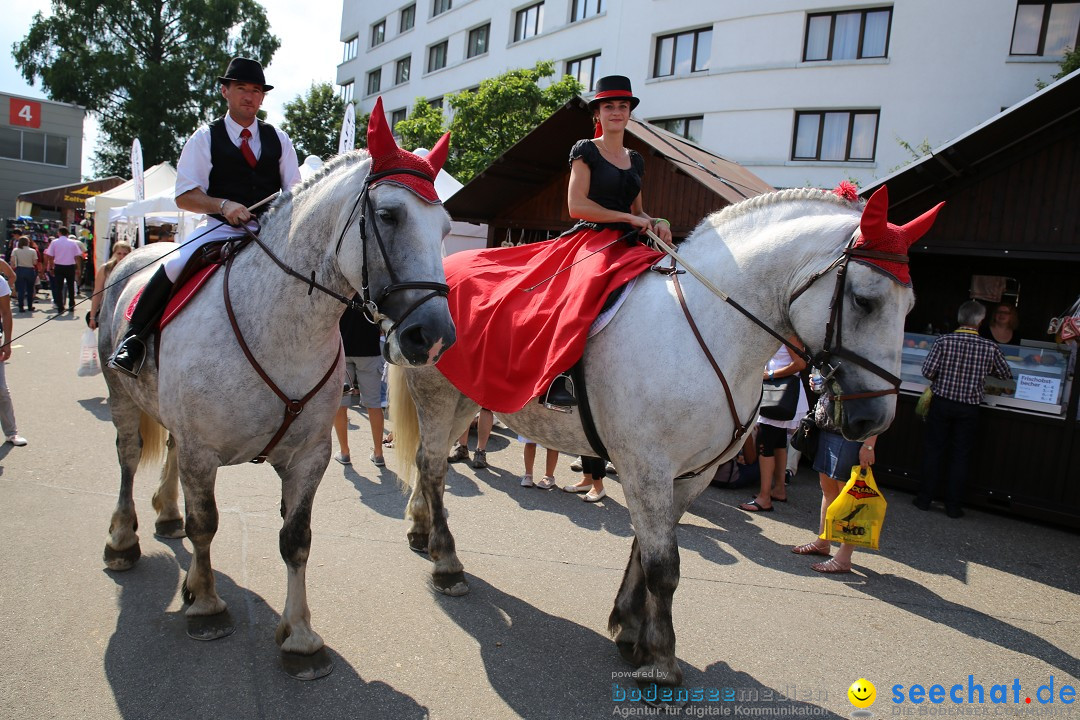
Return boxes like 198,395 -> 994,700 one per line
96,97 -> 455,679
390,183 -> 941,686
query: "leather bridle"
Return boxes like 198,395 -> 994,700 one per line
787,232 -> 906,402
333,167 -> 450,335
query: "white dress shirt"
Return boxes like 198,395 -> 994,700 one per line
175,114 -> 302,200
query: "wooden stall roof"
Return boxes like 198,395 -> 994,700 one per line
863,68 -> 1080,259
445,96 -> 773,231
17,176 -> 125,211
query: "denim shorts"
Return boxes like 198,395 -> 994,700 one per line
812,430 -> 861,481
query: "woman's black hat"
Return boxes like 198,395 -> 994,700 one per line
588,75 -> 639,111
217,57 -> 273,91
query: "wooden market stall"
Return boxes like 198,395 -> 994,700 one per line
862,69 -> 1080,529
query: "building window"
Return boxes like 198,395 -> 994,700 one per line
1011,1 -> 1080,55
339,82 -> 354,104
366,69 -> 381,95
391,108 -> 407,134
0,127 -> 68,166
429,97 -> 444,110
804,8 -> 891,61
394,56 -> 411,85
566,53 -> 600,91
653,27 -> 712,77
428,40 -> 448,72
571,0 -> 605,22
400,4 -> 416,32
792,110 -> 879,162
371,19 -> 386,47
343,36 -> 358,62
467,24 -> 490,58
433,0 -> 452,16
654,116 -> 703,143
515,3 -> 544,41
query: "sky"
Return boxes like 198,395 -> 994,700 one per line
1,0 -> 343,178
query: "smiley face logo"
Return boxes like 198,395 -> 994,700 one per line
848,678 -> 876,708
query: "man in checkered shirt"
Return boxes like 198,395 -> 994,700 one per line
915,300 -> 1011,518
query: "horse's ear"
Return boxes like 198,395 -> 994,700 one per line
367,97 -> 398,159
859,185 -> 889,241
900,201 -> 945,247
427,132 -> 451,174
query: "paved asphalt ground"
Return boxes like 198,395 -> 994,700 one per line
1,295 -> 1077,720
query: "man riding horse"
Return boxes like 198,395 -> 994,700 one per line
109,57 -> 302,376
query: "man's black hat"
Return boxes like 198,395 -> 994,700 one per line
217,57 -> 273,91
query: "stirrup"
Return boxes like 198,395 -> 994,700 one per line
539,373 -> 576,413
108,336 -> 147,378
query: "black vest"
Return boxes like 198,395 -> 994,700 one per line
207,118 -> 283,216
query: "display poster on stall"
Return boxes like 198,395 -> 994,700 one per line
1014,374 -> 1060,404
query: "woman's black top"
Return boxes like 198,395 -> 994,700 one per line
569,139 -> 645,214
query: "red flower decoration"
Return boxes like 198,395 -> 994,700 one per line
832,180 -> 859,202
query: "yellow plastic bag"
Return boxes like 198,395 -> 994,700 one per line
915,387 -> 932,418
820,465 -> 887,550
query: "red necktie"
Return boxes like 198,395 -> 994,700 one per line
239,128 -> 257,168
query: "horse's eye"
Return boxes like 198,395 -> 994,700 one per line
853,294 -> 873,311
376,208 -> 396,225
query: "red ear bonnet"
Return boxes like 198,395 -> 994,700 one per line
366,97 -> 450,204
852,185 -> 944,286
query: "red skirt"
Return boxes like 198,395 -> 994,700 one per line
436,227 -> 663,413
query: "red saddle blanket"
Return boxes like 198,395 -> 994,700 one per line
124,264 -> 219,330
435,226 -> 663,413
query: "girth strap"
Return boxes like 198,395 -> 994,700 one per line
570,360 -> 610,462
223,250 -> 341,464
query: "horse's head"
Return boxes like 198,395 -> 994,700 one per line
790,186 -> 943,440
338,98 -> 457,367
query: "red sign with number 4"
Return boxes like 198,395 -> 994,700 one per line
10,99 -> 41,128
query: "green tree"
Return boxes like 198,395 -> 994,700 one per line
13,0 -> 279,176
1036,46 -> 1080,89
447,61 -> 582,182
394,61 -> 581,182
281,82 -> 346,160
395,98 -> 450,154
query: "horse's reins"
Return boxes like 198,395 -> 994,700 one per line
643,226 -> 907,478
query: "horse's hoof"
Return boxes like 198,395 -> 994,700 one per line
186,609 -> 235,641
407,532 -> 429,554
153,519 -> 186,539
432,571 -> 469,596
280,647 -> 334,681
103,542 -> 141,571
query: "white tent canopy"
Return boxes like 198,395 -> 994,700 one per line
412,148 -> 485,256
87,162 -> 177,267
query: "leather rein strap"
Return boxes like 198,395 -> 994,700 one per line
223,246 -> 340,464
669,268 -> 758,478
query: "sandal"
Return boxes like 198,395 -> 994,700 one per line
811,558 -> 852,574
535,476 -> 557,490
738,499 -> 774,512
792,542 -> 831,557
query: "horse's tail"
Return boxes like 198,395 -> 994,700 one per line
388,363 -> 419,488
138,412 -> 168,471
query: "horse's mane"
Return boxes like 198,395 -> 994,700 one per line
264,149 -> 373,218
694,187 -> 862,237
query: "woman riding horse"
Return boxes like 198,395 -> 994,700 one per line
433,75 -> 672,414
